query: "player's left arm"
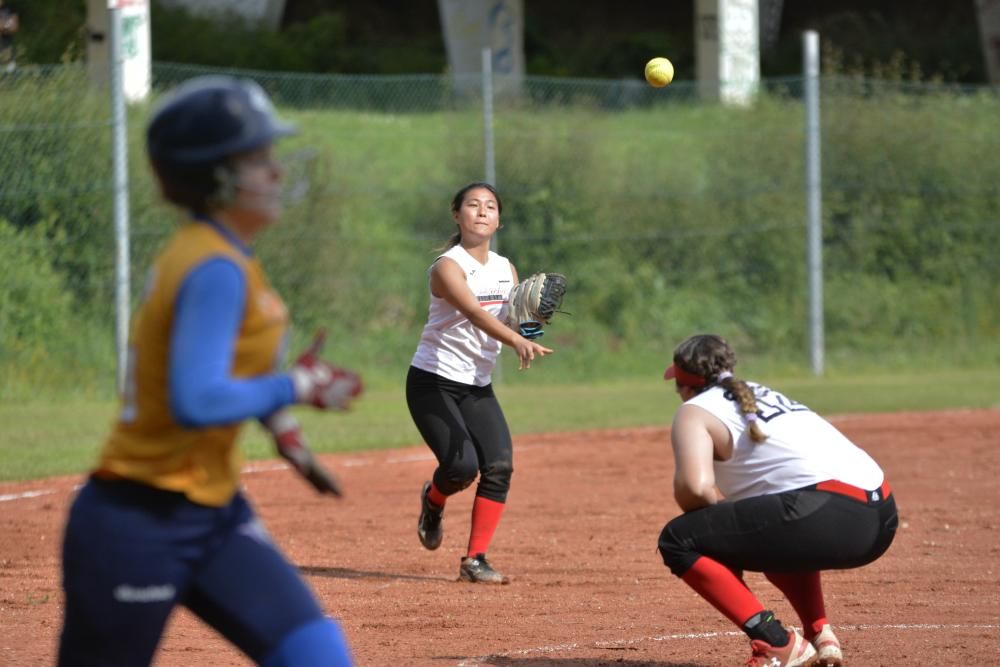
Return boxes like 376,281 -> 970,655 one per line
169,258 -> 296,427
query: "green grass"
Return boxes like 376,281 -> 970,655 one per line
2,369 -> 997,483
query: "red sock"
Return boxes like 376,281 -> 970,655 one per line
427,481 -> 447,508
764,571 -> 828,638
681,556 -> 765,628
467,496 -> 505,557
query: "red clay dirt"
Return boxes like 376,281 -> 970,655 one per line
1,409 -> 998,666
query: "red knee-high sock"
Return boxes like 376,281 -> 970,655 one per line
764,571 -> 828,639
681,556 -> 765,628
427,481 -> 447,508
467,496 -> 505,557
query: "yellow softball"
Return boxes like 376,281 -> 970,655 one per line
644,57 -> 674,88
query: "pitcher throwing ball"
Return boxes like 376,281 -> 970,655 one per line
657,334 -> 898,666
406,182 -> 559,584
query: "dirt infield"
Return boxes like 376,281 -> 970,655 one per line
1,409 -> 998,666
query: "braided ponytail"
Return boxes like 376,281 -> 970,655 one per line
717,372 -> 766,443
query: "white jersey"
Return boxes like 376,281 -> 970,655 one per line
685,382 -> 884,501
410,245 -> 513,386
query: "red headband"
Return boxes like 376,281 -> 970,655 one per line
663,363 -> 707,387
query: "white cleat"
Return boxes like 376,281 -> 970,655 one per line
809,624 -> 843,667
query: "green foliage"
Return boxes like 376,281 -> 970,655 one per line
0,219 -> 73,350
9,1 -> 987,86
2,67 -> 998,398
0,219 -> 114,399
0,67 -> 115,307
5,0 -> 86,64
0,68 -> 119,398
149,2 -> 441,75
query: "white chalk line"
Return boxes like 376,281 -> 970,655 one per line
455,624 -> 1000,666
3,409 -> 994,505
0,443 -> 557,504
0,489 -> 58,502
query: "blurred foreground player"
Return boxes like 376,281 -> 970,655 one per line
58,76 -> 361,666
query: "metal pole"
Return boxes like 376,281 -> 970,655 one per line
481,47 -> 497,192
481,47 -> 504,382
110,5 -> 131,393
803,30 -> 824,376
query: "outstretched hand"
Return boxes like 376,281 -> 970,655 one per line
511,336 -> 553,370
289,329 -> 363,410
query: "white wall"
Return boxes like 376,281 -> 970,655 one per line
437,0 -> 525,95
975,0 -> 1000,84
158,0 -> 285,30
87,0 -> 151,102
696,0 -> 760,106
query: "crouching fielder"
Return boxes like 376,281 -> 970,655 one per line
657,334 -> 898,667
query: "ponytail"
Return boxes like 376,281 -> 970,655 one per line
717,372 -> 766,443
437,230 -> 462,252
669,334 -> 766,443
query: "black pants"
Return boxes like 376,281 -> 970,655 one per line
405,366 -> 513,502
658,486 -> 898,576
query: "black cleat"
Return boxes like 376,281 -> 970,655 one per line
417,481 -> 443,550
458,553 -> 510,584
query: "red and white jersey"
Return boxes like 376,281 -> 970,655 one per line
411,245 -> 513,386
685,382 -> 884,501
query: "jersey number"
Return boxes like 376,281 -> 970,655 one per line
727,386 -> 811,423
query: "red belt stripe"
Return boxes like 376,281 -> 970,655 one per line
815,479 -> 892,503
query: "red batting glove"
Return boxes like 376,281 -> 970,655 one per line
263,409 -> 342,497
289,329 -> 364,410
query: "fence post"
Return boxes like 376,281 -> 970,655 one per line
481,47 -> 504,383
482,47 -> 496,190
803,30 -> 824,376
110,4 -> 131,393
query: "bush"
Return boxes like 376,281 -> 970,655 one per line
2,67 -> 998,397
0,219 -> 114,398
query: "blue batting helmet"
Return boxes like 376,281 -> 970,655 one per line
146,75 -> 295,166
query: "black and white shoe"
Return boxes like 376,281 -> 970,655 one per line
417,481 -> 443,550
458,553 -> 510,584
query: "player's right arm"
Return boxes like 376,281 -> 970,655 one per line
430,257 -> 551,369
671,404 -> 723,511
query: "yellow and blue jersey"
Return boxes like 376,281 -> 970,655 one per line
96,220 -> 294,507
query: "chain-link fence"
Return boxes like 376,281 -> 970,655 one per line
1,62 -> 997,397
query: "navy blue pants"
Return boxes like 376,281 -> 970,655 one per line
658,485 -> 898,577
59,478 -> 326,666
405,366 -> 513,502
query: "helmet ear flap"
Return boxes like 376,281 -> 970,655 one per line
209,163 -> 240,209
